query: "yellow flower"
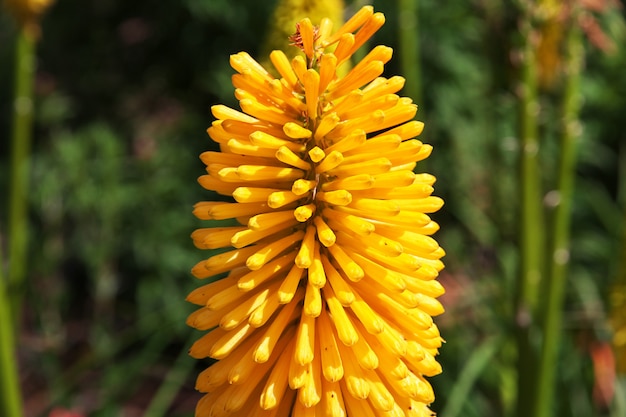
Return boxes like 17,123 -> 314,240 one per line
188,6 -> 445,417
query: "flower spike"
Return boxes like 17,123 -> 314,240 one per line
189,6 -> 444,417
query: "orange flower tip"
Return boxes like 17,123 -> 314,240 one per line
210,104 -> 257,124
315,150 -> 344,174
318,232 -> 336,248
229,53 -> 247,74
356,13 -> 386,47
319,190 -> 353,206
295,257 -> 312,270
299,18 -> 316,58
283,122 -> 312,139
244,256 -> 265,272
317,17 -> 333,45
191,263 -> 210,279
308,146 -> 326,163
348,266 -> 365,281
322,5 -> 374,47
292,179 -> 316,196
294,204 -> 316,222
371,45 -> 394,63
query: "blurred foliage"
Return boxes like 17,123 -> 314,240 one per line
1,0 -> 625,416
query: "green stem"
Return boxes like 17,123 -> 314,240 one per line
440,337 -> 501,417
612,146 -> 626,377
8,26 -> 37,327
518,5 -> 543,327
144,334 -> 197,417
0,242 -> 24,417
398,0 -> 422,106
1,23 -> 37,417
534,18 -> 583,417
515,4 -> 543,417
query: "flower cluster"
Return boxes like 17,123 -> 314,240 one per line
188,6 -> 445,417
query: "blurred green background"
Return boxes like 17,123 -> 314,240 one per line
1,0 -> 625,416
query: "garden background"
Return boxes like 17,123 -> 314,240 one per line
1,0 -> 625,416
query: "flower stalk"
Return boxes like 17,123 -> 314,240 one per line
515,4 -> 543,416
517,3 -> 544,323
398,0 -> 422,107
0,246 -> 24,417
0,18 -> 39,417
534,13 -> 583,417
1,1 -> 54,413
7,22 -> 37,328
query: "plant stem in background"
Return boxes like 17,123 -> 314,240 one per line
143,334 -> 197,417
611,91 -> 626,379
1,21 -> 37,417
517,3 -> 544,325
612,184 -> 626,417
8,25 -> 36,327
0,241 -> 24,417
534,16 -> 583,417
398,0 -> 422,107
515,3 -> 543,416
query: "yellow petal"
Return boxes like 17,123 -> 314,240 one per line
231,219 -> 299,248
260,337 -> 294,409
248,210 -> 299,230
323,207 -> 375,236
313,216 -> 336,247
327,243 -> 365,281
322,5 -> 373,47
233,186 -> 283,203
308,146 -> 326,162
314,114 -> 341,142
324,284 -> 358,346
283,121 -> 312,139
268,189 -> 304,208
236,165 -> 304,182
327,60 -> 385,100
326,157 -> 391,177
336,341 -> 370,399
294,308 -> 316,365
318,53 -> 338,94
220,283 -> 278,330
270,50 -> 299,90
295,225 -> 316,268
294,203 -> 317,222
317,190 -> 352,206
298,18 -> 315,59
304,68 -> 320,120
315,150 -> 344,174
250,130 -> 306,152
349,12 -> 386,55
275,146 -> 311,170
350,324 -> 379,369
304,278 -> 322,317
254,296 -> 301,363
244,236 -> 301,276
317,308 -> 344,382
248,291 -> 281,328
237,252 -> 295,292
292,179 -> 317,195
308,241 -> 327,288
298,354 -> 322,408
208,321 -> 256,360
211,104 -> 258,123
277,264 -> 305,304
